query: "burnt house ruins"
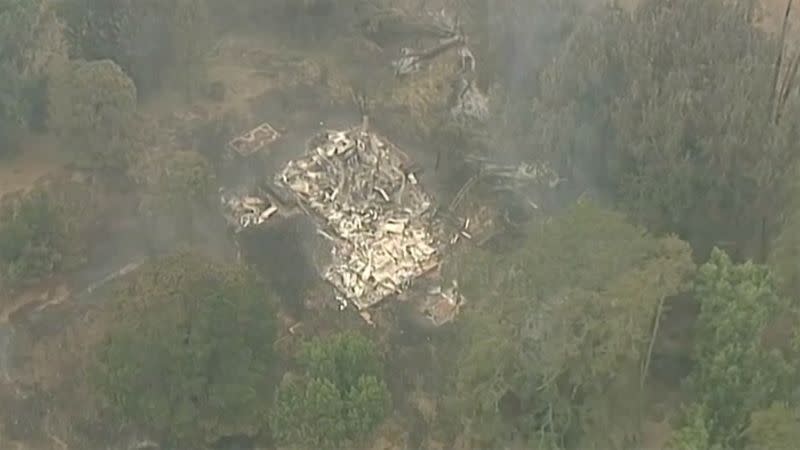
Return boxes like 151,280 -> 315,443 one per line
216,9 -> 563,327
221,121 -> 465,326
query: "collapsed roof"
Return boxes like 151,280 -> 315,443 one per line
274,127 -> 446,311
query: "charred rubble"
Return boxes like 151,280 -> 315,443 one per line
391,9 -> 489,125
220,122 -> 465,326
275,127 -> 443,311
215,8 -> 565,327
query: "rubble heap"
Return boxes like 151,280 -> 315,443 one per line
421,280 -> 463,326
391,9 -> 489,124
275,127 -> 444,310
219,187 -> 280,232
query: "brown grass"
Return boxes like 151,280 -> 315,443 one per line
0,134 -> 65,198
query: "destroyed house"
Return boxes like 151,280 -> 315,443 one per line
274,127 -> 446,311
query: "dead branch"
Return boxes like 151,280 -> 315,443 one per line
770,0 -> 794,123
776,49 -> 800,123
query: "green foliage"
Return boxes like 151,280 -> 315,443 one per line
94,252 -> 279,448
0,64 -> 27,154
271,332 -> 391,449
686,248 -> 796,448
446,201 -> 695,449
0,190 -> 64,286
0,0 -> 41,60
667,404 -> 721,450
745,403 -> 800,450
529,0 -> 800,254
272,376 -> 350,448
301,331 -> 384,391
58,0 -> 211,98
0,178 -> 98,291
0,0 -> 43,151
47,59 -> 138,169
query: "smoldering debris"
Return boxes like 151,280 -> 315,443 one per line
390,9 -> 489,124
275,126 -> 447,312
421,279 -> 463,326
463,155 -> 564,190
219,187 -> 281,232
452,155 -> 564,212
216,121 -> 563,326
392,34 -> 465,76
450,74 -> 489,125
218,120 -> 294,232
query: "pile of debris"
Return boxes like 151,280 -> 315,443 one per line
218,121 -> 289,232
275,127 -> 446,310
420,280 -> 463,326
219,187 -> 281,232
391,9 -> 489,124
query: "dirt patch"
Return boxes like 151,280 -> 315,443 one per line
759,0 -> 800,32
640,417 -> 673,450
0,279 -> 69,325
0,134 -> 65,198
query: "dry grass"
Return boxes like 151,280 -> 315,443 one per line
759,0 -> 800,32
384,58 -> 456,134
0,135 -> 65,198
619,0 -> 800,36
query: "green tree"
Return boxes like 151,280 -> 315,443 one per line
745,403 -> 800,450
0,0 -> 38,144
0,178 -> 98,292
271,332 -> 391,449
529,0 -> 800,257
47,59 -> 138,169
667,404 -> 720,450
94,252 -> 279,448
58,0 -> 210,98
271,376 -> 350,448
445,201 -> 695,449
0,189 -> 64,287
684,248 -> 796,448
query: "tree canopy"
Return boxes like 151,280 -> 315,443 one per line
745,403 -> 800,450
94,252 -> 280,448
0,0 -> 50,150
0,189 -> 64,287
58,0 -> 211,97
528,0 -> 800,256
0,178 -> 95,291
271,331 -> 391,449
676,248 -> 798,448
47,59 -> 138,168
446,201 -> 695,449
